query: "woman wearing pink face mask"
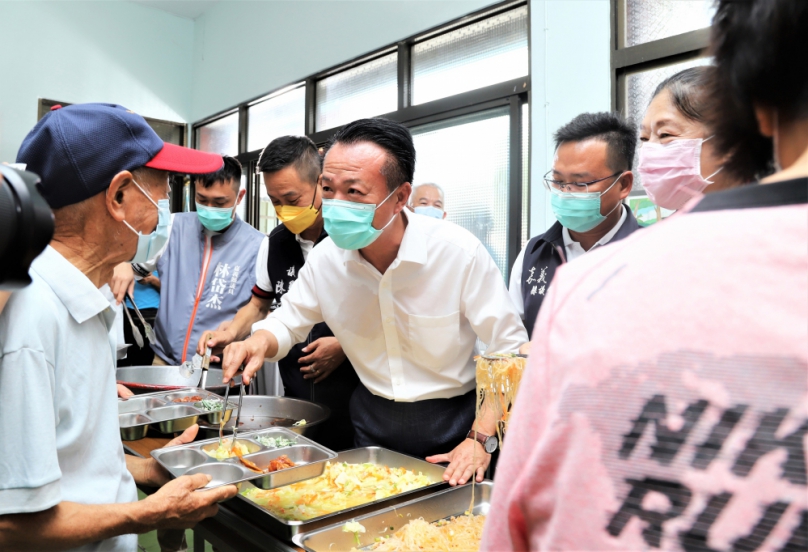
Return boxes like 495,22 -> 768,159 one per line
638,67 -> 744,210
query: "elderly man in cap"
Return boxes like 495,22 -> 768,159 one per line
0,103 -> 237,551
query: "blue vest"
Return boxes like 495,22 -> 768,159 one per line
152,213 -> 264,365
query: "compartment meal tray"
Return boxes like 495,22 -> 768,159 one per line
150,427 -> 336,491
118,387 -> 236,440
294,481 -> 493,551
227,446 -> 449,541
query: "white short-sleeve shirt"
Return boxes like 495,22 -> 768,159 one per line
0,246 -> 137,552
254,232 -> 316,294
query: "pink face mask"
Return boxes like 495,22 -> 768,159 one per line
637,138 -> 722,210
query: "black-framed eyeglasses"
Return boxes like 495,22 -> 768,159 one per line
543,170 -> 622,193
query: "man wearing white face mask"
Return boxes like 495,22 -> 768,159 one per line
509,112 -> 641,339
638,67 -> 744,210
409,182 -> 447,219
111,156 -> 264,367
0,103 -> 237,551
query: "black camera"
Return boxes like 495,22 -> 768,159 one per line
0,165 -> 54,290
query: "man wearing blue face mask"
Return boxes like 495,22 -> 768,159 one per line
112,156 -> 264,367
222,118 -> 528,488
509,112 -> 641,340
408,182 -> 447,219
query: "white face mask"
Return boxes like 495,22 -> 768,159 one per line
637,137 -> 723,210
123,180 -> 170,263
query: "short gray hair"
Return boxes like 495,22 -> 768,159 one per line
410,182 -> 444,204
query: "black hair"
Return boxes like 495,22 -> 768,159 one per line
195,155 -> 242,191
257,135 -> 321,185
707,0 -> 808,182
327,118 -> 415,192
651,66 -> 712,123
553,112 -> 637,172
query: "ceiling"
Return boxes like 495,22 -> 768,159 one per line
129,0 -> 220,20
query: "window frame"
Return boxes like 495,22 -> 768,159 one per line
192,0 -> 530,278
610,0 -> 712,126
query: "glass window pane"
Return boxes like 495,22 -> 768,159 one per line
626,57 -> 711,192
256,173 -> 280,234
412,108 -> 511,277
236,174 -> 247,222
315,53 -> 398,131
412,6 -> 528,105
196,112 -> 239,157
247,86 -> 305,152
624,0 -> 715,47
521,102 -> 529,249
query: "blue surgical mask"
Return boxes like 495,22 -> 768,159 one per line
322,187 -> 399,250
124,180 -> 170,263
414,205 -> 444,219
549,173 -> 623,232
196,203 -> 236,232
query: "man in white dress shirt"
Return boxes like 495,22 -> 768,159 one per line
223,118 -> 527,486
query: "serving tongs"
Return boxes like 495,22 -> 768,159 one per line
218,380 -> 232,445
122,305 -> 144,348
199,333 -> 213,389
480,353 -> 528,360
127,292 -> 156,346
230,381 -> 247,453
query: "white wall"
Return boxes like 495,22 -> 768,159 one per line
529,0 -> 611,234
0,0 -> 193,163
191,0 -> 493,121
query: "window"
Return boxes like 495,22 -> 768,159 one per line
612,0 -> 713,195
247,85 -> 305,152
195,111 -> 239,157
315,52 -> 398,131
37,99 -> 187,145
412,108 -> 512,276
623,0 -> 715,47
412,5 -> 528,105
194,1 -> 529,275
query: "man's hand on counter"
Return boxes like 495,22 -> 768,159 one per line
425,439 -> 490,486
117,384 -> 134,398
222,330 -> 278,385
299,337 -> 347,383
110,262 -> 136,305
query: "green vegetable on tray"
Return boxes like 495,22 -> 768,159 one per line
255,435 -> 297,448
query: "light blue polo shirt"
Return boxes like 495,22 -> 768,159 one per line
0,246 -> 137,551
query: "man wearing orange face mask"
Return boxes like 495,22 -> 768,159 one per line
198,136 -> 358,451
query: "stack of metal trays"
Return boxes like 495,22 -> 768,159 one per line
295,481 -> 494,551
150,427 -> 336,490
118,388 -> 236,441
226,447 -> 449,540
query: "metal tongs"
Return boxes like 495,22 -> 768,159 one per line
127,292 -> 156,346
480,353 -> 528,360
218,380 -> 232,445
122,305 -> 144,348
199,333 -> 213,389
230,381 -> 247,452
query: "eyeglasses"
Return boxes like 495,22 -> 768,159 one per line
543,170 -> 622,193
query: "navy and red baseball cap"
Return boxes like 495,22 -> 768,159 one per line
16,103 -> 224,209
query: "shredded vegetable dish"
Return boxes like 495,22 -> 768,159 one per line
255,435 -> 296,448
204,439 -> 253,460
475,354 -> 526,445
358,514 -> 486,551
241,461 -> 433,521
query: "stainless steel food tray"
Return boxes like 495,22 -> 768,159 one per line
228,447 -> 449,541
294,481 -> 493,551
118,388 -> 236,440
196,396 -> 330,440
150,427 -> 336,491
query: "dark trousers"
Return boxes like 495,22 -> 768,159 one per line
278,357 -> 358,451
350,384 -> 476,459
118,307 -> 157,367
